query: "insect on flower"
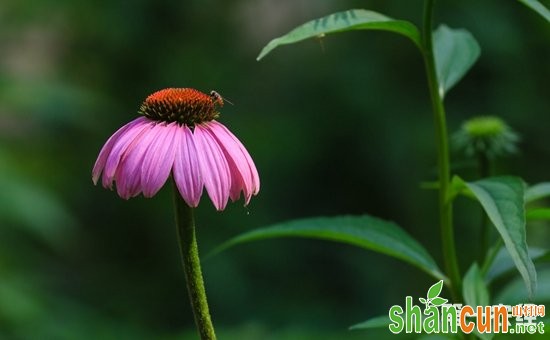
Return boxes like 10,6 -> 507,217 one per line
210,90 -> 233,107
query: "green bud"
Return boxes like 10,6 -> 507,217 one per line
453,116 -> 519,158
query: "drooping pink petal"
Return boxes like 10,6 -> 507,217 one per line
92,117 -> 147,185
102,117 -> 152,189
114,122 -> 160,199
140,122 -> 179,197
204,122 -> 247,202
207,120 -> 260,204
193,124 -> 231,210
173,125 -> 203,207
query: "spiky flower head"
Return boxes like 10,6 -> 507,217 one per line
453,116 -> 519,158
139,88 -> 222,125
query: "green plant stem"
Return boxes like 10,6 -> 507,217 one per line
422,0 -> 461,300
173,182 -> 217,340
477,151 -> 490,179
477,151 -> 491,264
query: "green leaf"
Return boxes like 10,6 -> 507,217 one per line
463,264 -> 493,340
427,280 -> 444,299
419,297 -> 427,304
527,208 -> 550,220
430,297 -> 448,306
495,266 -> 550,304
464,176 -> 537,299
257,9 -> 421,60
349,315 -> 389,330
211,215 -> 446,281
433,25 -> 481,98
463,263 -> 490,307
486,247 -> 548,282
525,182 -> 550,203
518,0 -> 550,23
450,176 -> 476,201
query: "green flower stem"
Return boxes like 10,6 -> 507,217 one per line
422,0 -> 461,300
477,150 -> 490,180
173,182 -> 217,340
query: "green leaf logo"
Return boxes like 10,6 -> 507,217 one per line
420,280 -> 447,309
430,297 -> 448,306
427,280 -> 443,299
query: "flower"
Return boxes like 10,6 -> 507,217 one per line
453,115 -> 519,158
92,88 -> 260,210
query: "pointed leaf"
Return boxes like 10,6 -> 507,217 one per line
518,0 -> 550,23
495,267 -> 550,304
257,9 -> 421,60
463,263 -> 490,307
349,315 -> 389,330
433,25 -> 480,97
525,182 -> 550,203
465,176 -> 537,299
486,247 -> 548,282
427,280 -> 444,299
430,297 -> 448,306
419,297 -> 427,304
464,265 -> 493,340
211,215 -> 446,280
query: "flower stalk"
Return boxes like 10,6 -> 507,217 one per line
173,181 -> 217,340
422,0 -> 461,300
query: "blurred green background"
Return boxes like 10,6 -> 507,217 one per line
0,0 -> 549,339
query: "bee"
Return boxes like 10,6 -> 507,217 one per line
210,90 -> 233,107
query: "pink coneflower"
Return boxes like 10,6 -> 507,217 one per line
92,88 -> 260,210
